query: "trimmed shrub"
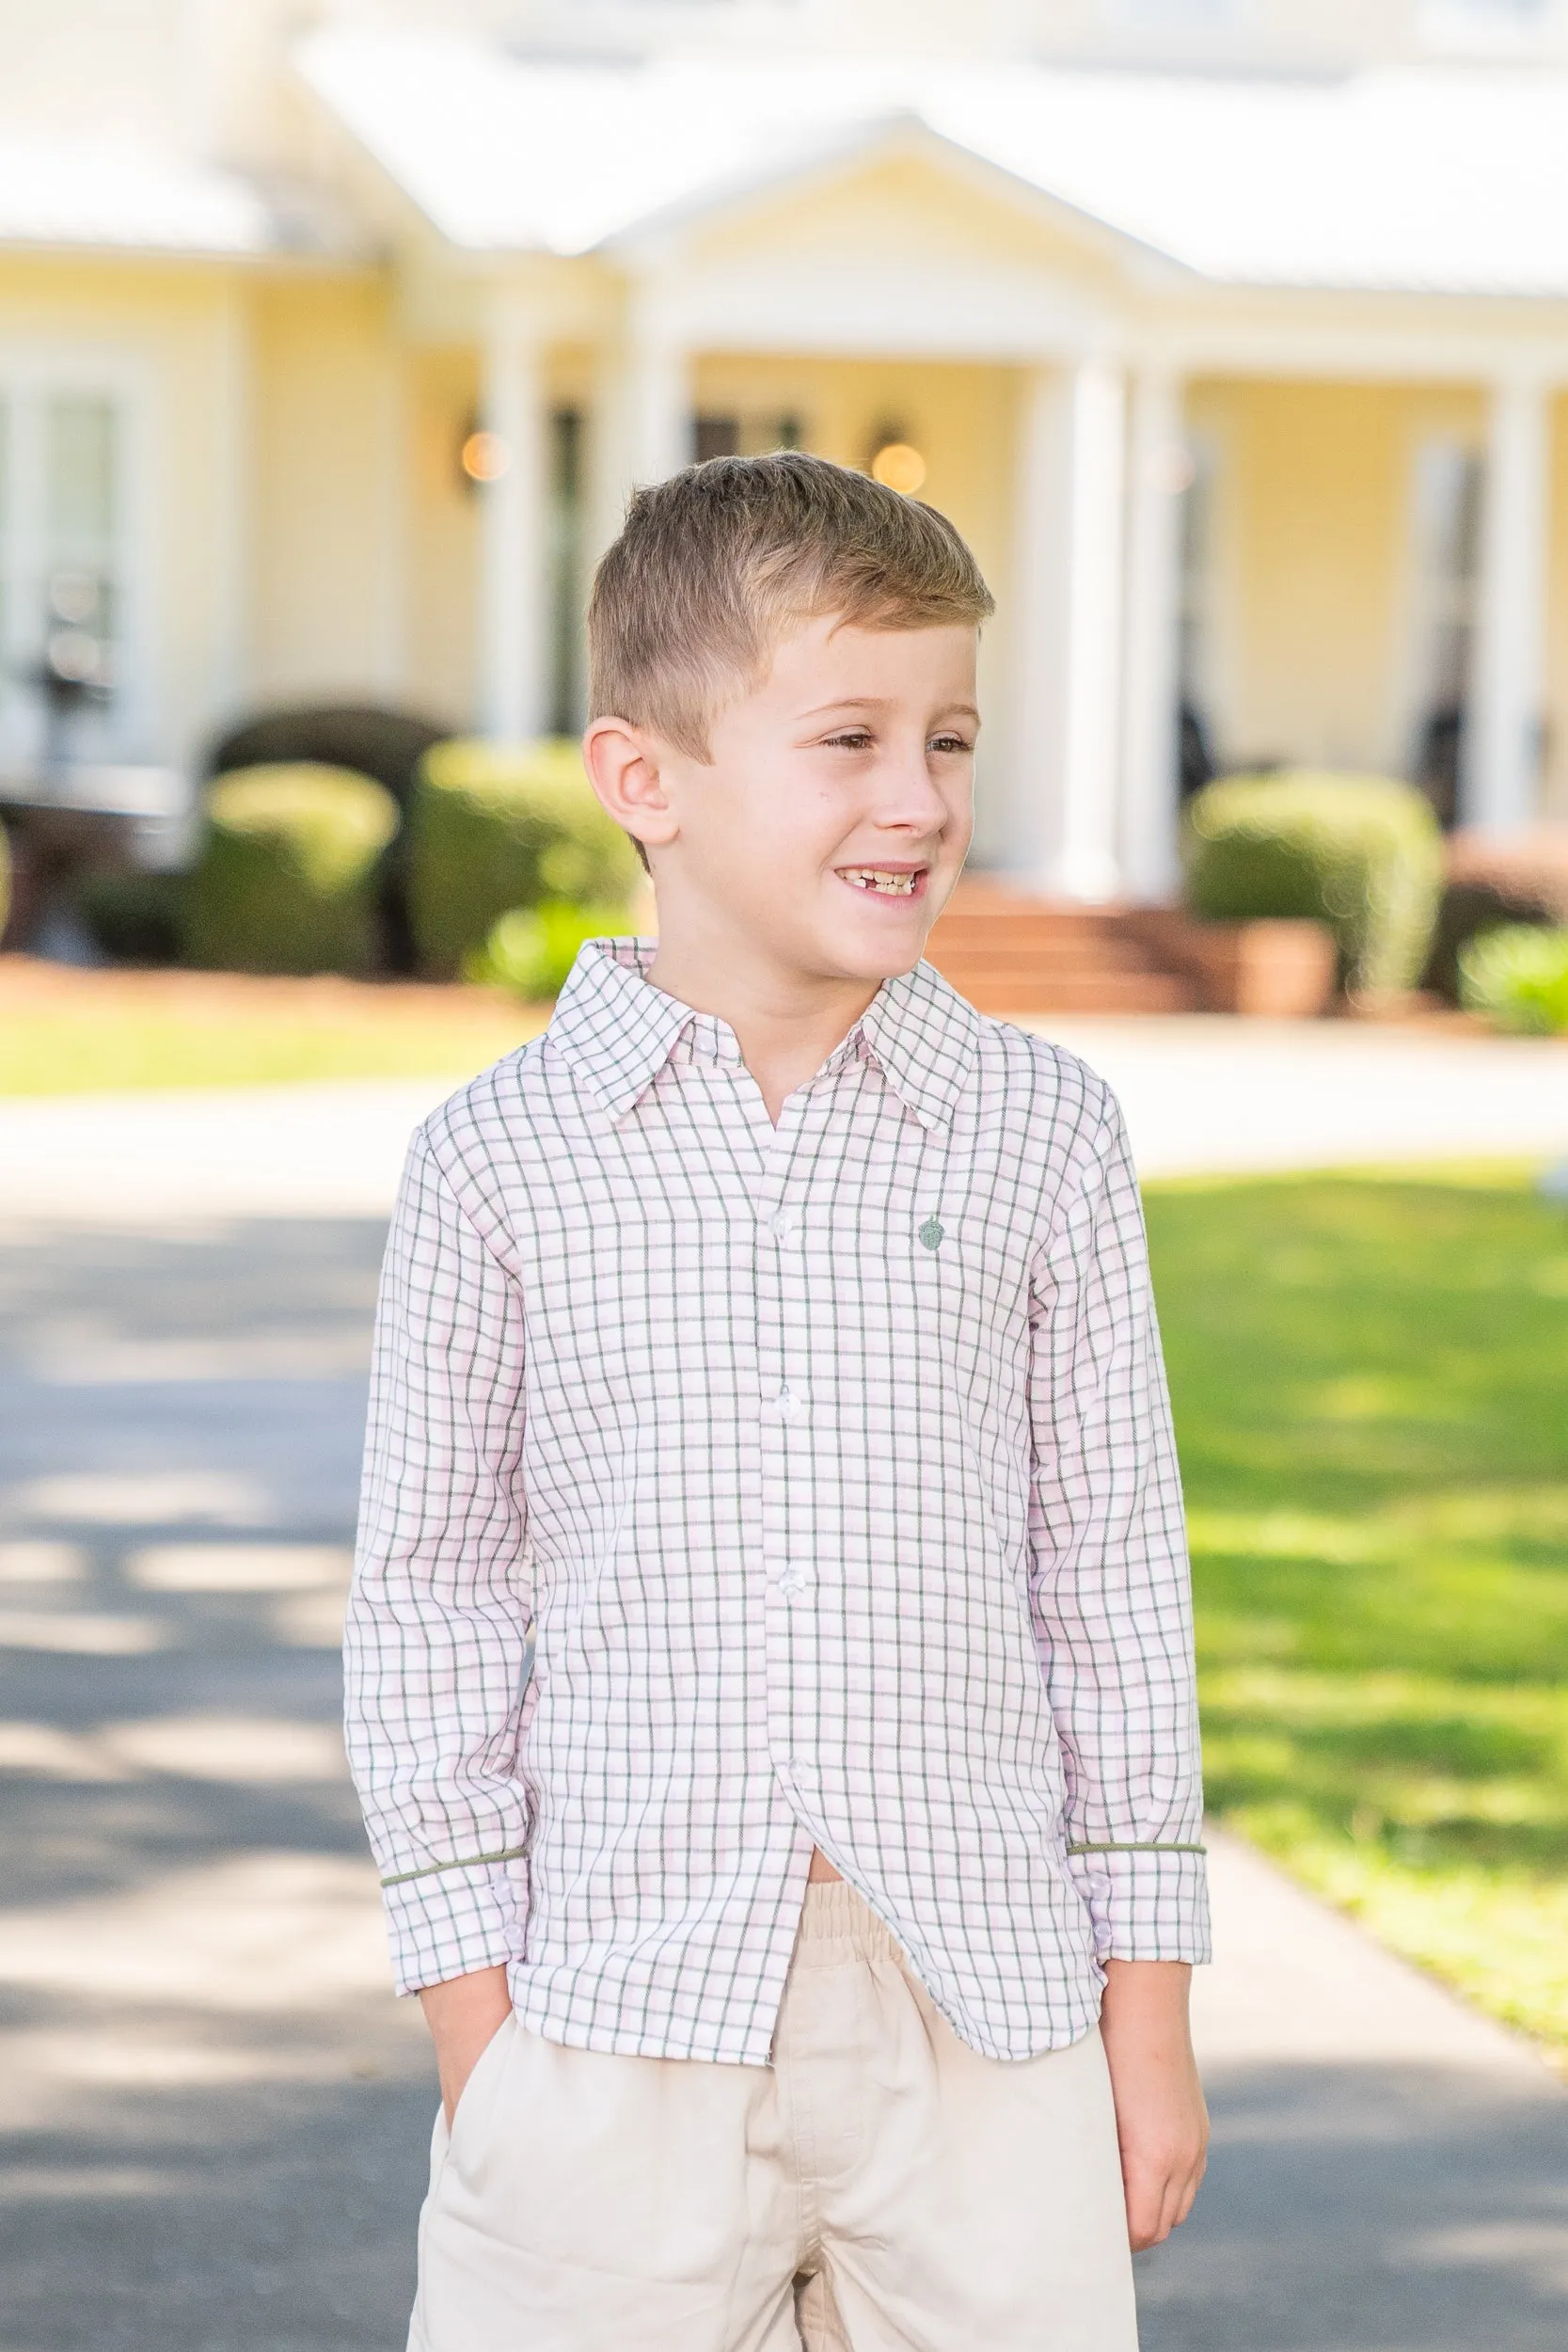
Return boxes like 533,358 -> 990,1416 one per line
408,739 -> 641,979
1459,924 -> 1568,1036
1183,771 -> 1443,996
206,705 -> 448,976
184,764 -> 399,976
467,900 -> 631,1000
1426,829 -> 1568,1003
75,870 -> 186,964
206,703 -> 446,812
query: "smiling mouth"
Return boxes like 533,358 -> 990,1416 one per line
837,866 -> 927,898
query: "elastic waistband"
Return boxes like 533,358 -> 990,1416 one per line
791,1879 -> 906,1966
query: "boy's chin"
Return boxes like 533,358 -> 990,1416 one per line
813,930 -> 931,986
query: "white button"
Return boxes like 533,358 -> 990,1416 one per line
775,1385 -> 802,1421
770,1210 -> 796,1241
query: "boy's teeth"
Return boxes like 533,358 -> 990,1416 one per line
845,869 -> 918,895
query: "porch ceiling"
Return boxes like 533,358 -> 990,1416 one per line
296,31 -> 1568,301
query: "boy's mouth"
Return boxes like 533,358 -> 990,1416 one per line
837,866 -> 927,899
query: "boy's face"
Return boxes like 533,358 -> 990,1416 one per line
604,615 -> 978,989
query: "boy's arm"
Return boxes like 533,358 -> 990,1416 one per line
345,1130 -> 533,2007
1027,1086 -> 1211,2243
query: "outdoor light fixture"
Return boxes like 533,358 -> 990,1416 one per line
870,439 -> 927,495
460,428 -> 513,484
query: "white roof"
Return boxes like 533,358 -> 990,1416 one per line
297,31 -> 1568,297
0,140 -> 285,258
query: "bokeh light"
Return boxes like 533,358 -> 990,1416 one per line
870,441 -> 927,495
461,429 -> 513,483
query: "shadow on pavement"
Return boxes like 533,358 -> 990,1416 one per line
1141,2058 -> 1568,2349
3,1221 -> 1567,2350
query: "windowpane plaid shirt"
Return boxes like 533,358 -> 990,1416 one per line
347,940 -> 1209,2064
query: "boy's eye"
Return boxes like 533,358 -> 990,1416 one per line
928,733 -> 973,755
824,729 -> 875,751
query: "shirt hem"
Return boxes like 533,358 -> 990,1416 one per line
506,1966 -> 1109,2068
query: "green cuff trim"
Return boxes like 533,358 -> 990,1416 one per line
1067,1841 -> 1208,1856
380,1842 -> 528,1889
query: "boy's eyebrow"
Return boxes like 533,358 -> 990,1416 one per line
797,696 -> 982,723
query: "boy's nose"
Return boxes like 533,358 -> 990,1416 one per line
874,746 -> 950,833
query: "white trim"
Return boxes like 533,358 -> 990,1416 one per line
480,303 -> 550,742
0,342 -> 158,768
1466,377 -> 1550,829
1009,360 -> 1127,903
1051,359 -> 1127,901
1119,370 -> 1184,901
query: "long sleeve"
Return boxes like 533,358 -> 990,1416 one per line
1026,1090 -> 1211,1965
345,1129 -> 533,1994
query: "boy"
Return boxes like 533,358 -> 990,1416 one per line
347,452 -> 1210,2352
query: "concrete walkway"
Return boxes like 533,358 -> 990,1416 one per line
1,1013 -> 1565,1224
3,1026 -> 1568,2345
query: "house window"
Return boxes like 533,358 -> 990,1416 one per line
1408,437 -> 1482,828
1176,435 -> 1220,796
547,407 -> 585,737
693,413 -> 803,462
1419,0 -> 1556,54
0,380 -> 135,769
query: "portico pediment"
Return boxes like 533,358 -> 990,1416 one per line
619,129 -> 1157,362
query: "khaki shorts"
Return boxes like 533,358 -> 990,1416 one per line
410,1882 -> 1138,2352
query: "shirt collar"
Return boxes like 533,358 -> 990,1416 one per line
857,958 -> 982,1134
546,939 -> 705,1120
548,937 -> 980,1131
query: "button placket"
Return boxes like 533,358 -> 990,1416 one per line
753,1092 -> 816,1751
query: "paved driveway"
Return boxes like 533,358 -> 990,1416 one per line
3,1215 -> 1566,2350
0,1015 -> 1565,1227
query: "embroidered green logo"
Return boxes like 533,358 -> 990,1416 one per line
918,1216 -> 944,1251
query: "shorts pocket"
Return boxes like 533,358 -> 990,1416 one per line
460,2030 -> 759,2285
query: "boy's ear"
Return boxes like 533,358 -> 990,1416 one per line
581,717 -> 678,856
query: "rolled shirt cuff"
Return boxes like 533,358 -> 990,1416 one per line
1066,1842 -> 1212,1965
379,1853 -> 525,1997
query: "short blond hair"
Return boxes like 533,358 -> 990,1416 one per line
587,451 -> 994,760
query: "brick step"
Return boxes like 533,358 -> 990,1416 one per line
931,914 -> 1137,949
927,877 -> 1207,1014
931,939 -> 1168,977
934,968 -> 1200,1014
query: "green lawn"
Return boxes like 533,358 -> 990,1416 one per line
1146,1166 -> 1568,2058
0,993 -> 546,1095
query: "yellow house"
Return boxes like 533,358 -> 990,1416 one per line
4,0 -> 1568,899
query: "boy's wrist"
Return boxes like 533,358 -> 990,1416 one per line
419,1963 -> 514,2127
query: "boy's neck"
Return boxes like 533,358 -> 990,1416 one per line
645,925 -> 884,1126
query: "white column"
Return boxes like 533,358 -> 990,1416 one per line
587,323 -> 691,574
1009,358 -> 1127,901
1465,378 -> 1550,833
628,330 -> 691,488
479,304 -> 549,745
1119,370 -> 1186,902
